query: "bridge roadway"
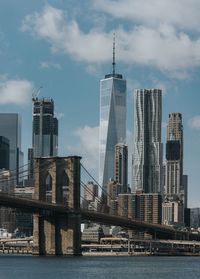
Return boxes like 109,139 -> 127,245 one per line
0,192 -> 199,241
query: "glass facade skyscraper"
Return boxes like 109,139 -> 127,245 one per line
132,89 -> 163,193
0,136 -> 9,170
32,98 -> 58,157
0,113 -> 24,183
115,143 -> 128,193
99,71 -> 126,193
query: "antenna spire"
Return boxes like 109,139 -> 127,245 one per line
112,33 -> 116,75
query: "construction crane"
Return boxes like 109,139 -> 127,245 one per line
32,86 -> 43,101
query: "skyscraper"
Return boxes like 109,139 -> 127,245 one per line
163,113 -> 186,226
32,97 -> 58,157
132,89 -> 163,193
0,113 -> 24,183
27,147 -> 34,181
99,36 -> 126,194
84,181 -> 98,202
165,113 -> 183,196
115,143 -> 128,193
0,136 -> 9,170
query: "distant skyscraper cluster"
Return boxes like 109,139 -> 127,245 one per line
0,96 -> 59,235
98,36 -> 188,228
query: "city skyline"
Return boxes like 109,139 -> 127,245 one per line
0,1 -> 200,207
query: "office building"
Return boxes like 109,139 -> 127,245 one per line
32,97 -> 58,157
190,208 -> 200,229
118,192 -> 162,224
0,169 -> 14,193
167,113 -> 183,144
162,200 -> 184,227
27,148 -> 34,181
84,181 -> 98,202
132,89 -> 163,193
107,179 -> 121,215
165,140 -> 182,195
82,225 -> 104,244
0,170 -> 15,233
14,187 -> 34,236
0,113 -> 23,184
115,143 -> 128,193
164,113 -> 187,226
99,36 -> 126,196
0,207 -> 16,233
182,174 -> 188,208
82,181 -> 100,211
0,136 -> 9,169
165,113 -> 184,197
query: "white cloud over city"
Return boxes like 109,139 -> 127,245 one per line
0,76 -> 33,105
67,126 -> 99,172
93,0 -> 200,32
40,61 -> 62,70
188,116 -> 200,130
20,3 -> 200,75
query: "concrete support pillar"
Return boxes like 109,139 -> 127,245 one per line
43,216 -> 56,255
55,213 -> 81,255
33,156 -> 82,256
32,213 -> 45,255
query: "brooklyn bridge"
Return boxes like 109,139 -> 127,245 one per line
0,156 -> 199,255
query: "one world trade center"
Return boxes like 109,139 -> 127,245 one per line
99,35 -> 127,197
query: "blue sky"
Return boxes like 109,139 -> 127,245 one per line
0,0 -> 200,207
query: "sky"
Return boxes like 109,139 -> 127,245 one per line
0,0 -> 200,208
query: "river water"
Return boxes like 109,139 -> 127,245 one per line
0,255 -> 200,279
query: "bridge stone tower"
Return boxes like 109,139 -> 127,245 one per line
32,156 -> 82,256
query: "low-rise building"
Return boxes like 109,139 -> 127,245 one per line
82,226 -> 104,244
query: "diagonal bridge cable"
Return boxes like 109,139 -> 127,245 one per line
80,163 -> 125,214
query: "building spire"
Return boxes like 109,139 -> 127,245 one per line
112,33 -> 116,75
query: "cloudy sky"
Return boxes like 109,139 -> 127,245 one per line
0,0 -> 200,207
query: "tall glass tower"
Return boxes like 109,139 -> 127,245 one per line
99,36 -> 127,195
0,113 -> 24,184
132,89 -> 163,194
32,98 -> 58,157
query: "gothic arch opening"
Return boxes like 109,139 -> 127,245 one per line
45,173 -> 52,202
61,171 -> 69,206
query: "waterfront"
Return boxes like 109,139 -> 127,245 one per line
0,255 -> 200,279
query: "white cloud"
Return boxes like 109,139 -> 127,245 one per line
67,126 -> 99,171
21,5 -> 112,63
127,78 -> 141,95
188,116 -> 200,130
55,112 -> 64,119
67,126 -> 133,185
20,4 -> 200,75
0,76 -> 33,105
0,32 -> 9,55
147,75 -> 168,94
93,0 -> 200,32
40,61 -> 62,70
